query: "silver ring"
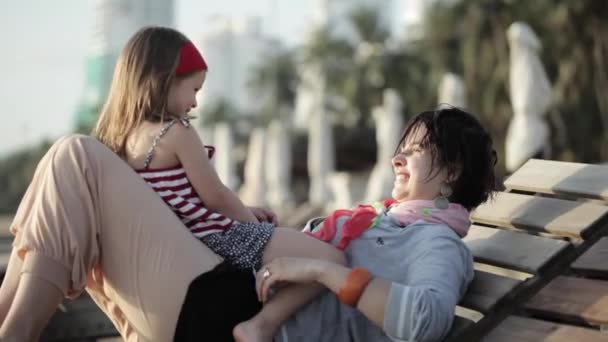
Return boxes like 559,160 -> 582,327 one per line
262,269 -> 271,279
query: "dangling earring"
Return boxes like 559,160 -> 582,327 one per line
434,183 -> 453,209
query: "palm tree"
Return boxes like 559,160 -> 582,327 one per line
0,141 -> 52,214
340,6 -> 391,126
247,47 -> 299,125
419,0 -> 608,163
299,6 -> 394,127
198,99 -> 238,126
300,25 -> 353,99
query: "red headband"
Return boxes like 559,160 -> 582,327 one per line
175,41 -> 208,75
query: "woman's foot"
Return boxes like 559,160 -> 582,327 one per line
233,318 -> 275,342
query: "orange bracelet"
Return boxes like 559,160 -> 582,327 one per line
337,267 -> 372,306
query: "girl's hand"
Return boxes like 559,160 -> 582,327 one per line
256,257 -> 326,302
248,206 -> 278,225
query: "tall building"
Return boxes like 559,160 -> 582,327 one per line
73,0 -> 174,131
196,16 -> 277,117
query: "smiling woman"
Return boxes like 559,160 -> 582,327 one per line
258,106 -> 498,342
391,126 -> 451,203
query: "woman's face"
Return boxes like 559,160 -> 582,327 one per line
391,125 -> 449,202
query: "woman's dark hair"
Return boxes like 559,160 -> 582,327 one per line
395,106 -> 497,210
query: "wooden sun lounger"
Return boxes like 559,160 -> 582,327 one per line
448,159 -> 608,341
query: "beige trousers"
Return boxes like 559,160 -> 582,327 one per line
10,135 -> 223,341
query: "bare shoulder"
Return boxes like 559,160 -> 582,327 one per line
163,121 -> 204,152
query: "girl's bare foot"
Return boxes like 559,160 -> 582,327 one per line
233,318 -> 275,342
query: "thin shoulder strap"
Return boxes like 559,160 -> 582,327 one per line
142,117 -> 192,169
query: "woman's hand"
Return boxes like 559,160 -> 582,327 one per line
248,206 -> 278,225
256,257 -> 327,302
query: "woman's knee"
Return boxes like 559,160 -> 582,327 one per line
50,135 -> 122,177
54,134 -> 103,157
49,135 -> 95,165
54,134 -> 91,148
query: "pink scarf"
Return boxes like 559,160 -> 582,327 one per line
308,199 -> 470,250
388,200 -> 470,238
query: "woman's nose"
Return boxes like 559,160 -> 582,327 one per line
392,154 -> 405,167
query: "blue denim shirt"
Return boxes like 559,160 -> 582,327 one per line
276,214 -> 474,342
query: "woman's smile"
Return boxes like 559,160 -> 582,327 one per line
394,173 -> 410,182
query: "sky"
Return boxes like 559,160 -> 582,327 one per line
0,0 -> 417,157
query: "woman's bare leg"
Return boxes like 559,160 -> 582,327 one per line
0,249 -> 23,324
0,272 -> 62,341
234,228 -> 345,342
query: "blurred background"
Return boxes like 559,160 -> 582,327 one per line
1,0 -> 607,224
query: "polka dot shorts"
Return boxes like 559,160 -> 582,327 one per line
201,221 -> 274,271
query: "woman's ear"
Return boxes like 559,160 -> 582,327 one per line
446,165 -> 462,184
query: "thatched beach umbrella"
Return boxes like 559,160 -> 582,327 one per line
505,22 -> 552,172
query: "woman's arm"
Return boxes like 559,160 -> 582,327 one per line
258,234 -> 472,342
317,264 -> 391,327
167,124 -> 258,223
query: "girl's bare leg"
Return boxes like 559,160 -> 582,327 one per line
233,228 -> 345,342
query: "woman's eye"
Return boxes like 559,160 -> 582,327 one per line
401,149 -> 413,156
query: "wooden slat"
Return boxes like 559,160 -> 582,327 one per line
444,315 -> 475,341
483,315 -> 608,342
571,237 -> 608,278
504,159 -> 608,202
525,276 -> 608,326
471,192 -> 608,239
460,270 -> 522,313
464,225 -> 571,274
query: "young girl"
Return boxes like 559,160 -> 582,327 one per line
93,26 -> 345,342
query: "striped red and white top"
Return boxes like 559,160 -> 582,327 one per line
136,164 -> 234,238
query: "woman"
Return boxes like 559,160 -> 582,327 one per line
259,107 -> 496,341
0,107 -> 495,341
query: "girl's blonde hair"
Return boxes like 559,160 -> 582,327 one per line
93,26 -> 189,157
